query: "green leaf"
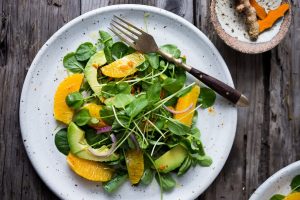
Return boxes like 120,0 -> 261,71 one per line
65,92 -> 84,109
103,174 -> 128,193
137,60 -> 149,71
100,106 -> 114,125
191,126 -> 201,137
99,30 -> 113,47
164,96 -> 178,107
155,173 -> 176,191
198,87 -> 216,109
270,194 -> 285,200
193,155 -> 212,166
104,46 -> 114,63
75,42 -> 96,61
54,128 -> 70,155
126,46 -> 136,55
145,53 -> 159,69
63,52 -> 84,73
73,109 -> 91,126
192,111 -> 198,127
136,134 -> 149,149
160,44 -> 181,58
101,82 -> 131,98
162,71 -> 186,93
105,94 -> 135,108
291,175 -> 300,192
85,128 -> 108,148
125,94 -> 148,118
146,81 -> 161,105
178,156 -> 192,176
111,42 -> 128,59
154,118 -> 166,130
112,115 -> 129,129
180,135 -> 204,155
141,168 -> 154,185
117,82 -> 131,94
167,119 -> 191,136
176,86 -> 192,98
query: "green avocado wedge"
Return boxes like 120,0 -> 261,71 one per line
84,51 -> 107,94
154,145 -> 187,173
67,122 -> 118,162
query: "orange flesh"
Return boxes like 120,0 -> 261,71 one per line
67,153 -> 113,182
125,149 -> 144,184
284,192 -> 300,200
53,74 -> 84,124
83,103 -> 107,129
174,85 -> 200,127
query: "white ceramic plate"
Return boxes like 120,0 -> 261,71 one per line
250,161 -> 300,200
20,4 -> 237,200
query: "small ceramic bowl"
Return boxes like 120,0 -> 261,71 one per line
210,0 -> 291,54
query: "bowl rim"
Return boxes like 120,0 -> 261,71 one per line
249,161 -> 300,200
210,0 -> 292,54
19,4 -> 237,200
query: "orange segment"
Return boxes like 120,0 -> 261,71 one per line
67,153 -> 113,182
174,85 -> 200,127
83,103 -> 107,128
284,192 -> 300,200
101,52 -> 145,78
125,149 -> 144,184
54,74 -> 84,124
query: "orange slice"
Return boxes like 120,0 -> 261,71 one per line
83,103 -> 107,128
174,85 -> 200,127
67,153 -> 113,182
101,52 -> 145,78
284,192 -> 300,200
54,74 -> 84,124
125,149 -> 144,184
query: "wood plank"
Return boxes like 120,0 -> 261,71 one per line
0,0 -> 80,199
81,0 -> 158,13
195,1 -> 267,199
268,1 -> 300,174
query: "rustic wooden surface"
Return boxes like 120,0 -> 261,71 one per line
0,0 -> 299,199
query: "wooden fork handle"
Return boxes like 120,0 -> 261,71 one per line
157,49 -> 249,107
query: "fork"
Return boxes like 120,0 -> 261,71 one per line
109,15 -> 249,107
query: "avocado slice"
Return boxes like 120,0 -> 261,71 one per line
67,122 -> 118,162
84,51 -> 107,94
154,145 -> 187,173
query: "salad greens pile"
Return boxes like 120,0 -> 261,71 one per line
54,29 -> 216,197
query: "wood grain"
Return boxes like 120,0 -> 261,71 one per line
0,0 -> 80,199
0,0 -> 299,200
195,1 -> 268,199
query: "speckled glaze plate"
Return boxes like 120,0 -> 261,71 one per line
250,161 -> 300,200
211,0 -> 291,54
19,4 -> 237,200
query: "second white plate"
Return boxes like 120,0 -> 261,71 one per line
250,161 -> 300,200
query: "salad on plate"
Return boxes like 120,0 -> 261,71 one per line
270,174 -> 300,200
53,29 -> 216,197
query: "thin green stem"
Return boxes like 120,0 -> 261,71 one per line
145,152 -> 163,200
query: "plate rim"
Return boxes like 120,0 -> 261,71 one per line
249,161 -> 300,200
19,4 -> 237,200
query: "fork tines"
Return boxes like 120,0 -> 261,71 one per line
109,15 -> 144,48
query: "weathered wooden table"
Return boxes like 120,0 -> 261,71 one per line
0,0 -> 299,199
